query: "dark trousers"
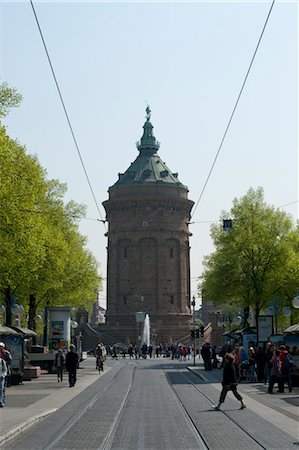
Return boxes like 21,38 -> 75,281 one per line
203,358 -> 212,370
268,375 -> 284,393
57,367 -> 63,382
282,368 -> 292,392
219,384 -> 243,404
68,369 -> 77,386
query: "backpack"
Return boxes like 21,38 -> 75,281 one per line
284,354 -> 293,369
3,350 -> 12,366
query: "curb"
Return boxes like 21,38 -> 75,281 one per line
0,408 -> 57,448
187,366 -> 209,382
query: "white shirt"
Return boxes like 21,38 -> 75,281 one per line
0,358 -> 7,377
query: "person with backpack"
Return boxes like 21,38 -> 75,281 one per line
280,345 -> 293,393
268,350 -> 284,393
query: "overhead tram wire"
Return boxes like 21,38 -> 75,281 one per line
30,0 -> 107,232
191,0 -> 276,221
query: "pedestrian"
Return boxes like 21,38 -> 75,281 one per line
248,347 -> 257,382
141,343 -> 147,359
268,350 -> 283,393
0,342 -> 12,387
201,342 -> 212,370
134,345 -> 139,359
264,342 -> 274,384
112,345 -> 118,359
232,344 -> 241,381
54,348 -> 65,382
148,345 -> 153,358
155,345 -> 160,358
95,343 -> 104,372
212,353 -> 246,410
65,344 -> 79,387
0,352 -> 7,407
128,344 -> 134,359
255,346 -> 265,383
280,345 -> 293,393
212,346 -> 218,368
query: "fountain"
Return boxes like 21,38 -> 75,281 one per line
142,314 -> 150,347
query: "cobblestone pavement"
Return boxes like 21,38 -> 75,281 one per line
0,357 -> 298,449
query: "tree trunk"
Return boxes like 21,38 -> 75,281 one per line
28,294 -> 37,331
4,286 -> 12,326
255,305 -> 260,345
28,294 -> 37,344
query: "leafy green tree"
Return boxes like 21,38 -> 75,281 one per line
201,187 -> 298,334
0,82 -> 22,118
0,125 -> 49,322
0,83 -> 101,332
25,179 -> 100,331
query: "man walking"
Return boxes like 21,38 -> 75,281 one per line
212,353 -> 246,411
65,344 -> 79,387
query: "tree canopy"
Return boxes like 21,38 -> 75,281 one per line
0,84 -> 101,331
0,82 -> 22,118
201,187 -> 299,328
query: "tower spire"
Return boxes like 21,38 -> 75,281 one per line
145,104 -> 151,121
137,106 -> 160,154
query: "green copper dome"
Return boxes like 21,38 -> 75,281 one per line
113,107 -> 185,187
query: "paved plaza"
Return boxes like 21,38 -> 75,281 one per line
0,357 -> 298,449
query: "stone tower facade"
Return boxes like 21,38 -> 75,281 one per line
103,107 -> 194,344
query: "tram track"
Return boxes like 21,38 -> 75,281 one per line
99,365 -> 136,450
163,366 -> 268,450
43,363 -> 132,450
3,360 -> 296,450
2,362 -> 135,450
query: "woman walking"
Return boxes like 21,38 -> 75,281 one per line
213,353 -> 246,411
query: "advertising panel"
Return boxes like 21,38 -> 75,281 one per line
258,316 -> 273,342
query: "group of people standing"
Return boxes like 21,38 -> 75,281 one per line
218,341 -> 295,392
212,341 -> 296,411
266,343 -> 294,393
201,343 -> 218,370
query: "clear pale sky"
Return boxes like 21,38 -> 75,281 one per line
1,1 -> 298,308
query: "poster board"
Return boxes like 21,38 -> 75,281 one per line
258,316 -> 273,343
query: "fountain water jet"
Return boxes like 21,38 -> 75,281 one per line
142,314 -> 150,347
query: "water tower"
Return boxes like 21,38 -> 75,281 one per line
103,107 -> 194,344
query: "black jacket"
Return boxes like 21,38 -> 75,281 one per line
222,363 -> 237,385
65,351 -> 78,371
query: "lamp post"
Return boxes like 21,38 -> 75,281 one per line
292,296 -> 299,309
71,320 -> 78,346
266,295 -> 279,334
191,295 -> 196,367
